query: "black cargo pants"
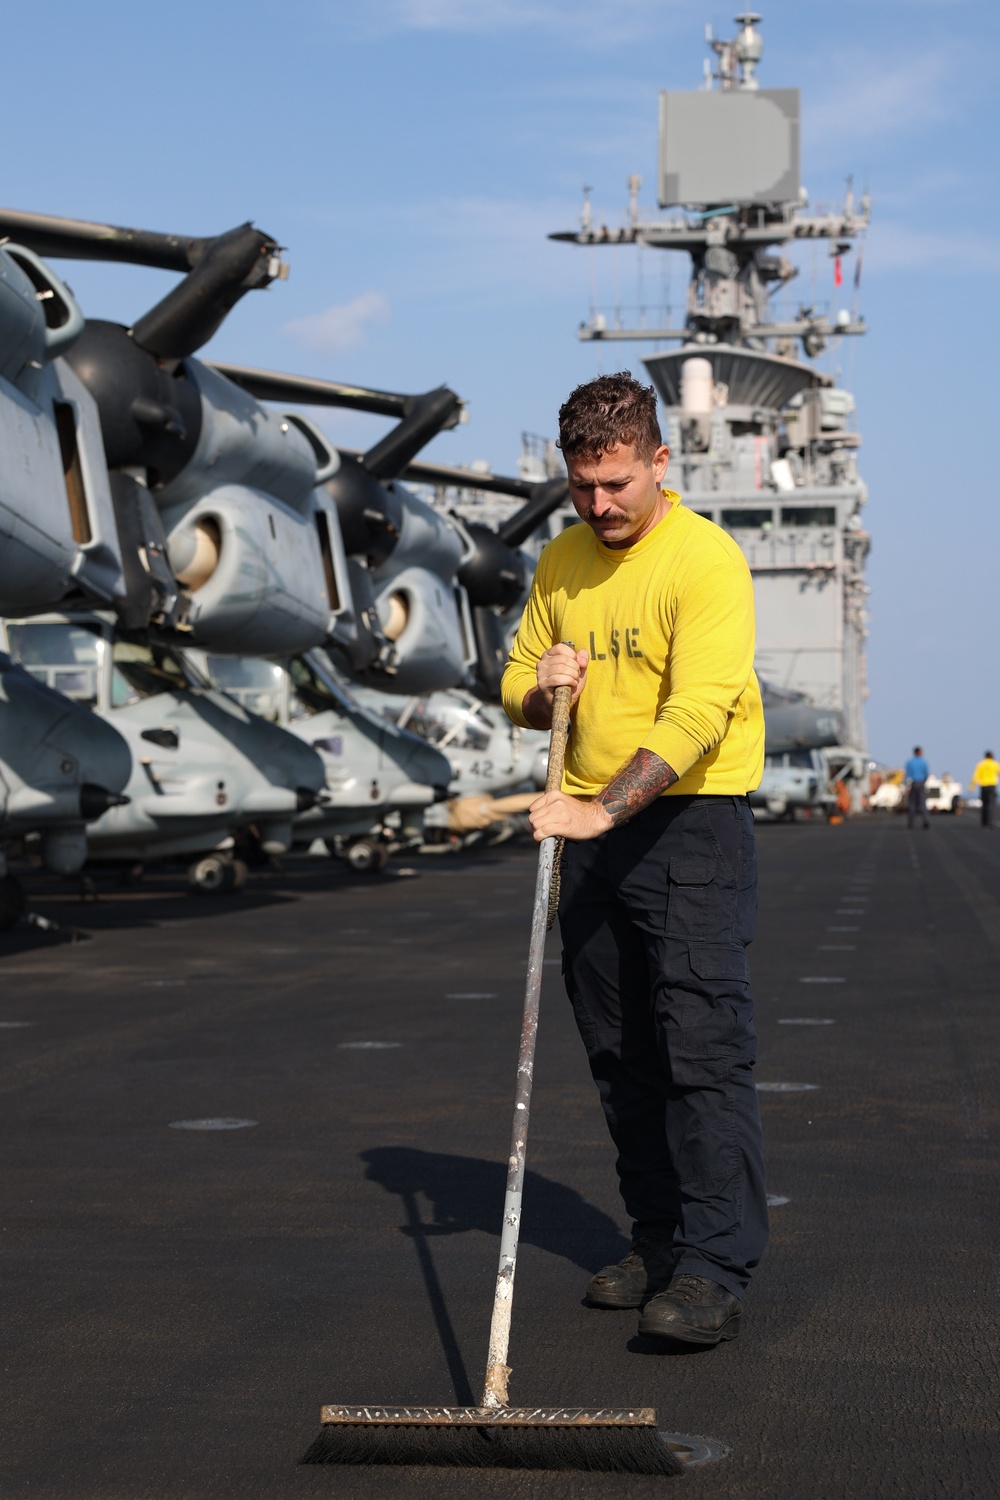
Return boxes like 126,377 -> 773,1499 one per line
558,794 -> 768,1299
981,785 -> 996,828
907,780 -> 928,829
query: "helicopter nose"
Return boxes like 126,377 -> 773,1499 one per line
79,784 -> 131,820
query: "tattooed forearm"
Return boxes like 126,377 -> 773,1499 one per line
597,748 -> 678,828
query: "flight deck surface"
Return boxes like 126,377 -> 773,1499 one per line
3,817 -> 999,1498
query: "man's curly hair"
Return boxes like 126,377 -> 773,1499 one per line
557,371 -> 662,464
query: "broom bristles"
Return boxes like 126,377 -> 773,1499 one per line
299,1421 -> 684,1474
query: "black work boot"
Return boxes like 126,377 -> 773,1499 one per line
638,1273 -> 742,1344
585,1238 -> 676,1309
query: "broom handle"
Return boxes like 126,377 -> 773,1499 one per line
481,681 -> 572,1410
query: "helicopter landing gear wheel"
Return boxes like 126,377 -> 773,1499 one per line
344,838 -> 389,875
187,854 -> 246,894
0,873 -> 27,931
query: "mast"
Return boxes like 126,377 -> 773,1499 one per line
549,11 -> 869,362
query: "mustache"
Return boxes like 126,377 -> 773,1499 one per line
585,507 -> 629,524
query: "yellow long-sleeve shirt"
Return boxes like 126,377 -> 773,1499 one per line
972,758 -> 1000,788
501,493 -> 765,798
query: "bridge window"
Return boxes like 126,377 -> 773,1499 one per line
780,506 -> 837,527
721,509 -> 774,530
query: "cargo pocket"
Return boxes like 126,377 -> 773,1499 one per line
664,946 -> 747,1087
665,854 -> 716,939
688,943 -> 751,985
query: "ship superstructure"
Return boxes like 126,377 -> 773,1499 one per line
550,12 -> 871,750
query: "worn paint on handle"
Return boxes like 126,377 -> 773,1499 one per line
479,685 -> 571,1413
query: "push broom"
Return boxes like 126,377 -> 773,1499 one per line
300,684 -> 682,1475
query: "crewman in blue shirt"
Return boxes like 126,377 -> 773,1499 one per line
904,746 -> 930,830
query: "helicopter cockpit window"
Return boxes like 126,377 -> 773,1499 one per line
5,622 -> 101,705
205,656 -> 284,722
111,642 -> 193,706
437,697 -> 495,752
310,650 -> 360,710
440,711 -> 491,752
390,699 -> 491,751
386,701 -> 449,744
287,655 -> 343,720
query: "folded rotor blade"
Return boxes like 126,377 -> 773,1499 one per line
361,387 -> 464,479
333,449 -> 567,513
207,366 -> 464,470
207,363 -> 412,418
131,224 -> 283,359
496,477 -> 570,546
356,453 -> 534,499
0,207 -> 215,271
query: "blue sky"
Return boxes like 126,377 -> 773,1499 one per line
3,0 -> 997,775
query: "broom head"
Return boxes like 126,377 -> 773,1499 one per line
300,1405 -> 684,1474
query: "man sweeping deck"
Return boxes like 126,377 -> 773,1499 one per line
501,371 -> 768,1346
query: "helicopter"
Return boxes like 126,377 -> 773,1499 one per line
1,613 -> 327,891
0,206 -> 569,887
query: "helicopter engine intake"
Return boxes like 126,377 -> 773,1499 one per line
161,487 -> 346,655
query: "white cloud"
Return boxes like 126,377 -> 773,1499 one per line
283,292 -> 390,355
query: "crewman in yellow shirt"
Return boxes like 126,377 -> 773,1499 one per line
971,751 -> 1000,828
502,372 -> 767,1349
